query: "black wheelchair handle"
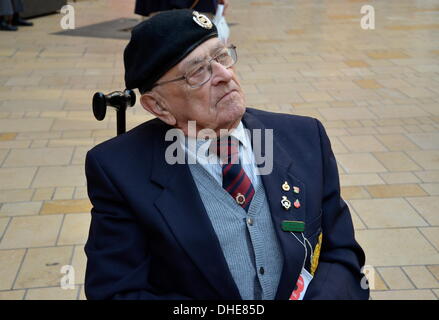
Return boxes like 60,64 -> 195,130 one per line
92,89 -> 136,135
92,89 -> 136,121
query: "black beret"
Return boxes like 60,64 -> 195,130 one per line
124,9 -> 218,93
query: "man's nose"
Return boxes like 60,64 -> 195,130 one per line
210,61 -> 233,85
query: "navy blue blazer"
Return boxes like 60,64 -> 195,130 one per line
84,108 -> 369,300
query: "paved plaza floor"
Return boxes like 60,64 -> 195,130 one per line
0,0 -> 438,300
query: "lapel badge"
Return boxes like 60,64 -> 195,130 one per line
281,196 -> 291,210
281,220 -> 305,232
192,11 -> 213,29
235,193 -> 245,205
293,186 -> 300,194
282,181 -> 290,191
293,199 -> 301,209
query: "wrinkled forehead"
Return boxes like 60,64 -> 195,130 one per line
177,38 -> 225,72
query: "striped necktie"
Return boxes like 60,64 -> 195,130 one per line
216,136 -> 255,211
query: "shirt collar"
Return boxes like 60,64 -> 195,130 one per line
228,121 -> 250,151
178,121 -> 250,160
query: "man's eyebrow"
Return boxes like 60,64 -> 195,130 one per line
182,56 -> 206,71
182,43 -> 226,71
209,43 -> 226,55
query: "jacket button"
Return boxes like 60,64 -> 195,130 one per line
259,267 -> 265,275
247,217 -> 253,226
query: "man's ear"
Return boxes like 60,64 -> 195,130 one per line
140,93 -> 176,126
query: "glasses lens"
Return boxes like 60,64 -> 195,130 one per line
215,50 -> 233,67
186,46 -> 237,88
224,46 -> 237,67
186,63 -> 211,87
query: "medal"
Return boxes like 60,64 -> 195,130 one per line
281,196 -> 291,210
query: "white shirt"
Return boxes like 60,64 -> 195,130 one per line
179,121 -> 260,188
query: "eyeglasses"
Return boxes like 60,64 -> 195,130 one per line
153,45 -> 237,89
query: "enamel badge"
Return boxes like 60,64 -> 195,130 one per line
192,11 -> 213,29
281,220 -> 305,232
281,196 -> 291,210
235,193 -> 245,205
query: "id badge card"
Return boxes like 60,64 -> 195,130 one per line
289,268 -> 313,300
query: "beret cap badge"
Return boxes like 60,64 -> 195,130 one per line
192,11 -> 213,29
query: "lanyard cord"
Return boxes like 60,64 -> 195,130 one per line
290,232 -> 307,271
289,232 -> 315,271
303,234 -> 314,264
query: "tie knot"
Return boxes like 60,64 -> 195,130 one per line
216,136 -> 239,164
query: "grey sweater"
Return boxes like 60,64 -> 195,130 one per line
189,163 -> 284,300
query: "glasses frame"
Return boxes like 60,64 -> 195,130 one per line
152,45 -> 237,89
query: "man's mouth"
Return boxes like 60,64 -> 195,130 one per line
217,89 -> 238,104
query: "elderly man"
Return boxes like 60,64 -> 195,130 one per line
84,9 -> 369,300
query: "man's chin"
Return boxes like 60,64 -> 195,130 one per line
217,92 -> 245,110
217,104 -> 245,128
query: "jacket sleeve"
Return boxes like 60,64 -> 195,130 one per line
84,150 -> 191,300
303,119 -> 370,300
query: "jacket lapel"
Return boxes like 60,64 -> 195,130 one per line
242,111 -> 307,300
150,124 -> 241,299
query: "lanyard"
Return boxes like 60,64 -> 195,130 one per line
289,232 -> 314,271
